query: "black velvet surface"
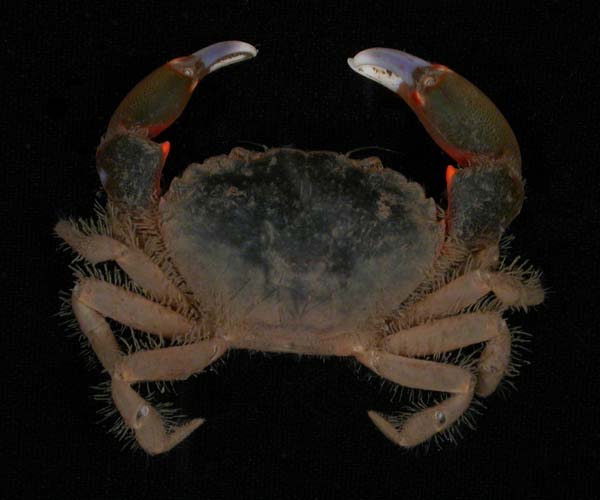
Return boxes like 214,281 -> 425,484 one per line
6,1 -> 598,499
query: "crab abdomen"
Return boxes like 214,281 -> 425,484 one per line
160,148 -> 443,335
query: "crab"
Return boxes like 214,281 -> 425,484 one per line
56,41 -> 544,455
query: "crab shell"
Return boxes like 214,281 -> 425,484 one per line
160,147 -> 443,336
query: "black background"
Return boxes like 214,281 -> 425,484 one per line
5,1 -> 599,499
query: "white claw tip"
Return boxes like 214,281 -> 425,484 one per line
194,40 -> 258,73
348,48 -> 432,93
347,56 -> 403,92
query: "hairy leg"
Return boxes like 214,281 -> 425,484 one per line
384,312 -> 504,356
383,312 -> 511,396
355,350 -> 475,447
56,220 -> 182,303
75,279 -> 193,338
71,278 -> 223,454
404,269 -> 543,322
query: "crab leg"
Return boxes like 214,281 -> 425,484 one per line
97,41 -> 258,207
110,338 -> 227,453
348,48 -> 524,249
71,285 -> 122,372
75,279 -> 192,338
383,312 -> 512,397
55,220 -> 182,303
402,269 -> 544,322
72,289 -> 203,454
356,351 -> 473,392
360,311 -> 515,447
355,351 -> 475,447
113,340 -> 227,383
384,312 -> 505,357
71,278 -> 226,454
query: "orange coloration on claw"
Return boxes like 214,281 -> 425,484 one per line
446,165 -> 457,188
445,165 -> 457,231
161,141 -> 171,159
411,90 -> 424,107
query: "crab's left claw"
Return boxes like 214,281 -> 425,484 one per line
97,41 -> 257,208
348,48 -> 524,250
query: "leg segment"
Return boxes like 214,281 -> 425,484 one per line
75,279 -> 193,338
111,380 -> 204,455
476,324 -> 511,396
356,351 -> 475,447
113,339 -> 227,383
404,269 -> 543,322
367,389 -> 474,448
72,289 -> 123,372
356,351 -> 473,393
384,312 -> 505,356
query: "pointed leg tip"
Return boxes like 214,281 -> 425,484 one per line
139,416 -> 206,455
367,410 -> 408,447
187,417 -> 206,431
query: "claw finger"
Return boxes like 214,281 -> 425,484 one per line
348,47 -> 430,92
189,40 -> 258,74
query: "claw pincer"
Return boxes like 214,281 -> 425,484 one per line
96,41 -> 258,207
348,48 -> 524,249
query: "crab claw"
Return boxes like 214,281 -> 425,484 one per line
349,48 -> 524,249
107,41 -> 258,138
97,41 -> 257,207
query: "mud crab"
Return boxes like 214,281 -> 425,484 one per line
56,41 -> 544,454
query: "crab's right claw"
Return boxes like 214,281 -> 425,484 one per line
97,41 -> 257,208
348,48 -> 524,250
106,41 -> 258,139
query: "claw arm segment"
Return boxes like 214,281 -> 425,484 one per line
349,48 -> 524,248
96,133 -> 167,208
